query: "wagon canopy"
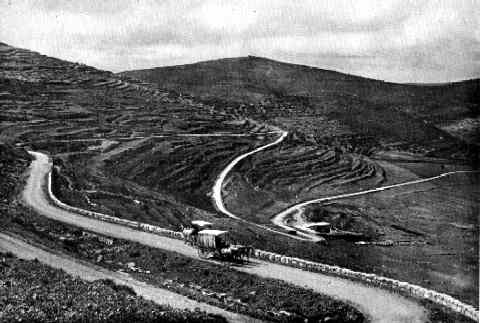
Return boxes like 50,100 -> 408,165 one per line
191,220 -> 213,230
197,230 -> 230,249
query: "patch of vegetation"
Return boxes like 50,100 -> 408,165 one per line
0,142 -> 31,200
0,252 -> 226,323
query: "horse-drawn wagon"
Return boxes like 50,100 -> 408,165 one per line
182,221 -> 253,262
196,229 -> 230,258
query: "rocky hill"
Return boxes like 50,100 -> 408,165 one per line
120,56 -> 477,106
122,56 -> 479,155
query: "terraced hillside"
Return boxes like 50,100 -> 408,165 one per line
1,42 -> 478,313
106,135 -> 270,211
223,135 -> 385,222
0,42 -> 385,229
122,56 -> 479,225
122,56 -> 479,155
0,42 -> 266,228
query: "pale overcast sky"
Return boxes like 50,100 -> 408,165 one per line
1,0 -> 479,83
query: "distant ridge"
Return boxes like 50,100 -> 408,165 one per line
403,79 -> 480,86
121,55 -> 479,152
121,55 -> 477,87
120,55 -> 478,107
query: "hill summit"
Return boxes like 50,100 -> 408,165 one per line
121,56 -> 478,156
120,55 -> 478,104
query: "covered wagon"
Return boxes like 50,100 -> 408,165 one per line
196,229 -> 231,258
184,224 -> 253,262
195,230 -> 252,261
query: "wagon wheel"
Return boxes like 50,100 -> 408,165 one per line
218,249 -> 229,261
200,248 -> 214,259
222,250 -> 234,263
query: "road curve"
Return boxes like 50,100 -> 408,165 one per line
212,130 -> 288,219
21,151 -> 428,323
210,130 -> 321,241
0,233 -> 255,323
205,126 -> 477,240
272,169 -> 480,238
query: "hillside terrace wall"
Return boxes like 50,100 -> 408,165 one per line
46,169 -> 479,322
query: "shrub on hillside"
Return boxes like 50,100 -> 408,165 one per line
0,253 -> 226,323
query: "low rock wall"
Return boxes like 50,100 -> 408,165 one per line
46,169 -> 479,322
253,249 -> 478,321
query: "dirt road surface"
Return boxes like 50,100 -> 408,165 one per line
272,167 -> 479,239
212,130 -> 288,219
0,232 -> 257,323
22,151 -> 428,323
210,130 -> 321,242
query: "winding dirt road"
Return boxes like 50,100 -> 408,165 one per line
271,170 -> 479,239
0,233 -> 254,323
21,151 -> 428,323
211,130 -> 322,241
207,128 -> 477,240
212,130 -> 288,219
